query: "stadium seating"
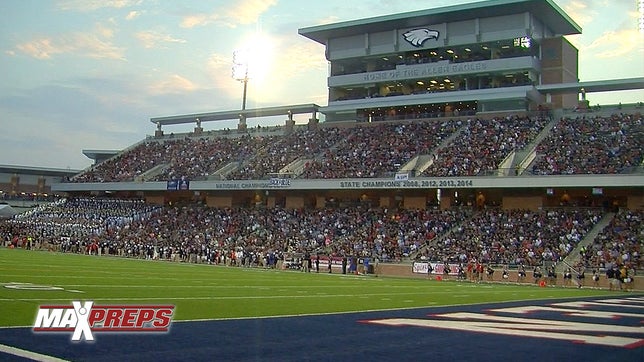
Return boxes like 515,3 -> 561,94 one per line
531,113 -> 643,175
419,208 -> 604,266
3,112 -> 642,277
69,112 -> 641,182
1,197 -> 621,272
582,209 -> 642,271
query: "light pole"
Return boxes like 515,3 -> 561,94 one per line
232,49 -> 250,131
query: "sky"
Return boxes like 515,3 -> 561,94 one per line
0,0 -> 642,170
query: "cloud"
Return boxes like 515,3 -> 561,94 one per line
180,0 -> 277,28
559,0 -> 639,51
126,10 -> 141,20
56,0 -> 141,12
315,16 -> 341,25
255,40 -> 327,104
15,24 -> 125,60
227,0 -> 278,25
147,74 -> 197,95
583,29 -> 644,58
135,31 -> 186,49
561,0 -> 595,27
272,41 -> 327,77
0,81 -> 150,169
561,0 -> 642,32
204,34 -> 328,106
181,14 -> 209,28
16,39 -> 58,59
205,53 -> 243,97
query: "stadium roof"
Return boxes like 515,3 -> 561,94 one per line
82,149 -> 120,160
299,0 -> 581,44
0,204 -> 17,219
537,77 -> 644,94
0,165 -> 80,177
150,104 -> 321,126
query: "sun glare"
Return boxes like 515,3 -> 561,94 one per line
235,33 -> 275,84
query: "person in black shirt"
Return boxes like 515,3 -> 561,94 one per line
563,267 -> 572,287
547,266 -> 556,286
592,269 -> 600,287
576,267 -> 585,288
606,267 -> 616,290
517,265 -> 526,283
533,266 -> 542,284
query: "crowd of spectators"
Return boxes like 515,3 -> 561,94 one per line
228,128 -> 350,180
416,208 -> 604,268
582,209 -> 642,272
150,136 -> 266,181
1,198 -> 473,265
72,141 -> 165,182
68,112 -> 641,183
302,120 -> 460,178
72,135 -> 273,183
421,115 -> 548,176
4,197 -> 631,274
2,198 -> 161,247
531,113 -> 643,175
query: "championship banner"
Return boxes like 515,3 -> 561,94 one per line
412,261 -> 458,275
394,173 -> 409,181
413,262 -> 429,273
167,179 -> 190,190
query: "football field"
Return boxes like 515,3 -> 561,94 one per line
0,248 -> 621,327
0,248 -> 643,361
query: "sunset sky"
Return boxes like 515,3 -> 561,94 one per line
1,0 -> 642,170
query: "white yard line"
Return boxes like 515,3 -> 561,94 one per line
0,343 -> 69,362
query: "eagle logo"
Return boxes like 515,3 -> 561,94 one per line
403,28 -> 440,47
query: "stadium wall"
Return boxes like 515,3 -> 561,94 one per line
502,196 -> 542,210
377,263 -> 642,291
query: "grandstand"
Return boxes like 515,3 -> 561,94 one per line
1,0 -> 643,289
0,165 -> 79,205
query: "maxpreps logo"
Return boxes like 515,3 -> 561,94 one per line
33,301 -> 174,341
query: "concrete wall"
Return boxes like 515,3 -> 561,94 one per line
376,263 -> 642,291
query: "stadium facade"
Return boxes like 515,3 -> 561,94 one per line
299,0 -> 584,122
0,165 -> 79,200
51,0 -> 643,212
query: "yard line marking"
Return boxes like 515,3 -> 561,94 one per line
0,289 -> 584,303
0,291 -> 486,304
0,343 -> 69,362
1,283 -> 551,291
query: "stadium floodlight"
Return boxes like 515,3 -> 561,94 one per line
232,49 -> 251,112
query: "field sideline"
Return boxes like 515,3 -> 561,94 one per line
0,248 -> 625,327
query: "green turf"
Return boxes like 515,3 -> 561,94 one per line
0,248 -> 623,327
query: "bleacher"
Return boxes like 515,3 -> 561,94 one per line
1,110 -> 642,287
65,110 -> 642,183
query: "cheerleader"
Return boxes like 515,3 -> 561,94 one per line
563,267 -> 572,287
592,269 -> 600,287
576,267 -> 585,288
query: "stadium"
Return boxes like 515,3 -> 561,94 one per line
0,0 -> 643,360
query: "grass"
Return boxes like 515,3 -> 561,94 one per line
0,248 -> 622,327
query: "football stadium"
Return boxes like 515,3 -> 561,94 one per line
1,0 -> 643,360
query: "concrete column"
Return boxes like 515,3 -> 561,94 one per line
308,110 -> 319,130
285,110 -> 295,134
238,114 -> 247,132
194,118 -> 203,135
155,122 -> 164,137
